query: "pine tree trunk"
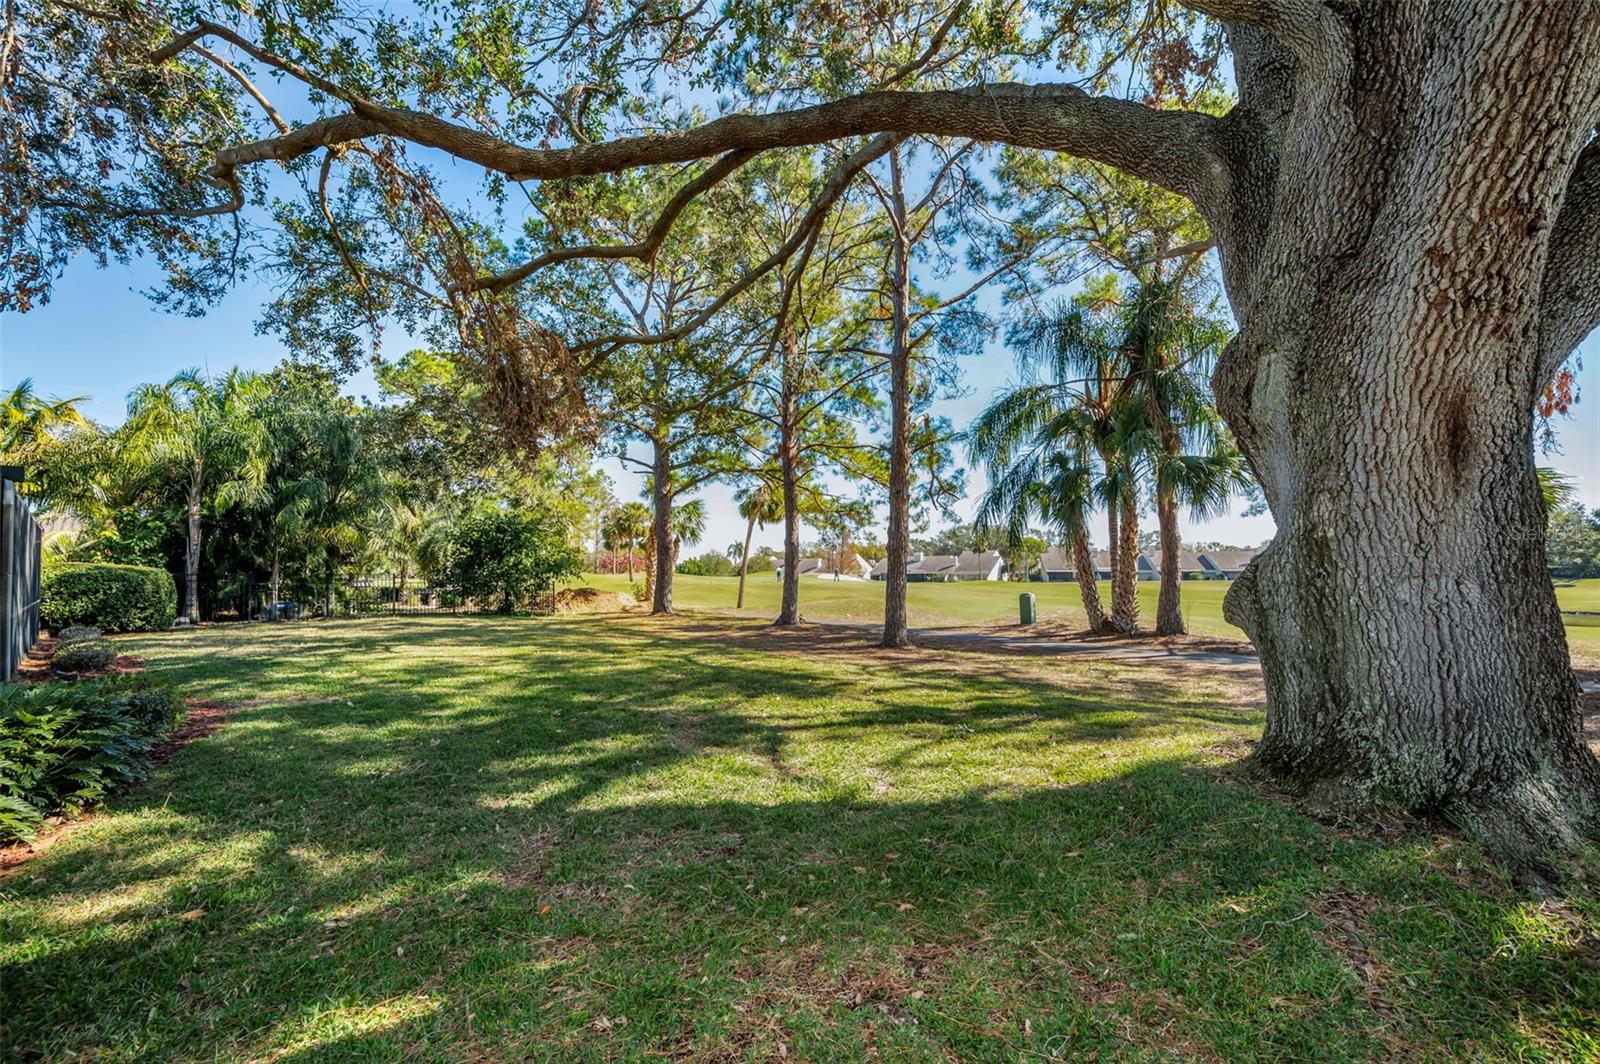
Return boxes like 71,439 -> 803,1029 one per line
1071,532 -> 1107,633
1110,493 -> 1139,633
881,149 -> 913,649
1206,4 -> 1600,883
1154,486 -> 1185,635
649,438 -> 673,615
737,511 -> 756,610
776,375 -> 802,626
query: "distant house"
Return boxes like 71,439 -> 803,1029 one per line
870,550 -> 1004,582
1036,548 -> 1116,581
1196,549 -> 1258,579
1140,549 -> 1207,581
776,556 -> 873,581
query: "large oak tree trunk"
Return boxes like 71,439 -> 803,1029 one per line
1207,4 -> 1600,882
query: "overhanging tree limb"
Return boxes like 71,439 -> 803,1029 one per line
1537,134 -> 1600,390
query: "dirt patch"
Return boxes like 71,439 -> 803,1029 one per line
1309,889 -> 1393,1011
545,587 -> 638,614
975,621 -> 1258,657
150,698 -> 233,765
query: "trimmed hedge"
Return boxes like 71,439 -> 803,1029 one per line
42,563 -> 177,633
0,676 -> 182,843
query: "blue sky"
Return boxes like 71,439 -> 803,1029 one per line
5,252 -> 1597,558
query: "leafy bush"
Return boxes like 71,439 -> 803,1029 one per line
55,626 -> 103,645
0,677 -> 182,843
445,510 -> 583,612
42,563 -> 177,633
52,639 -> 117,674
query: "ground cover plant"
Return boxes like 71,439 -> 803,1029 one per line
0,676 -> 181,844
2,616 -> 1595,1061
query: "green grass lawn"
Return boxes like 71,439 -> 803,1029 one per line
3,616 -> 1596,1061
588,573 -> 1600,657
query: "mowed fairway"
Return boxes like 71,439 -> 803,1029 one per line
3,616 -> 1597,1061
587,573 -> 1600,658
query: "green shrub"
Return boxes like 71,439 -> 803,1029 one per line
42,563 -> 177,633
51,638 -> 117,674
0,677 -> 182,843
55,626 -> 103,645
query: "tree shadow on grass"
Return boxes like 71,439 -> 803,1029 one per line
5,616 -> 1595,1062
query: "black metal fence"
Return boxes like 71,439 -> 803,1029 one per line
1,468 -> 42,678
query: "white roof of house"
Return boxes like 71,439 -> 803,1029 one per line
1198,550 -> 1258,572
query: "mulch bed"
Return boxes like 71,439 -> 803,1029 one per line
14,635 -> 145,682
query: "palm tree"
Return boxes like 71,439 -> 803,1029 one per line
972,387 -> 1116,633
0,379 -> 89,469
733,477 -> 783,609
125,369 -> 268,621
669,498 -> 706,569
611,502 -> 651,581
978,304 -> 1147,632
298,409 -> 386,617
1115,276 -> 1245,634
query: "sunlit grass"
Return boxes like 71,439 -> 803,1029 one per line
584,573 -> 1600,659
1,616 -> 1595,1061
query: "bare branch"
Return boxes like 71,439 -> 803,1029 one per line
572,134 -> 907,353
456,149 -> 758,295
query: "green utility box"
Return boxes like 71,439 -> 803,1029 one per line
1018,592 -> 1037,626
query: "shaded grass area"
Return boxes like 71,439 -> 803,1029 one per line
2,616 -> 1596,1062
586,574 -> 1600,659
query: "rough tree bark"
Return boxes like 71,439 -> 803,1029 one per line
1110,492 -> 1140,632
1200,2 -> 1600,883
649,436 -> 674,615
776,376 -> 802,625
881,148 -> 914,649
1154,486 -> 1185,635
1071,533 -> 1107,632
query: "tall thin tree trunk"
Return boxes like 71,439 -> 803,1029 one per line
626,544 -> 634,582
736,510 -> 757,609
270,546 -> 281,623
184,473 -> 202,621
1154,485 -> 1185,635
1111,491 -> 1139,633
1071,533 -> 1107,633
649,437 -> 673,615
776,364 -> 802,626
881,148 -> 913,649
